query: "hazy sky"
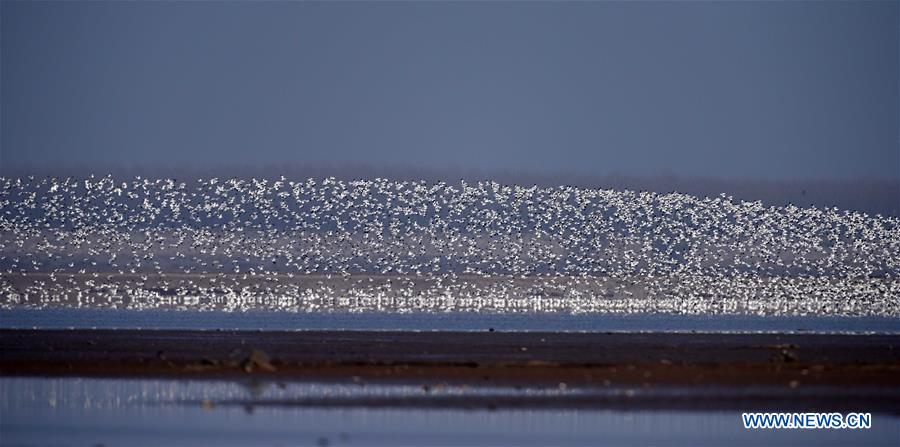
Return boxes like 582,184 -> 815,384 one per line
2,1 -> 898,182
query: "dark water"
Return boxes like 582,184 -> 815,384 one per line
2,377 -> 898,447
2,308 -> 899,333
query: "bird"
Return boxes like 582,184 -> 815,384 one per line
0,174 -> 897,317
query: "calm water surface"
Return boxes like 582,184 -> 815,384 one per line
2,308 -> 899,333
2,377 -> 898,447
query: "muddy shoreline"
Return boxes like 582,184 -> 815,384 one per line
2,329 -> 897,383
3,329 -> 900,414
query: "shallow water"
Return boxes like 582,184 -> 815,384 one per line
2,377 -> 897,447
3,308 -> 900,333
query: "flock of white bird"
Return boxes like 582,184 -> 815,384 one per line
1,175 -> 898,316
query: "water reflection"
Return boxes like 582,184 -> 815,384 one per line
2,377 -> 897,446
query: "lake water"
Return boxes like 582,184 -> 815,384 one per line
3,308 -> 900,333
2,377 -> 898,447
